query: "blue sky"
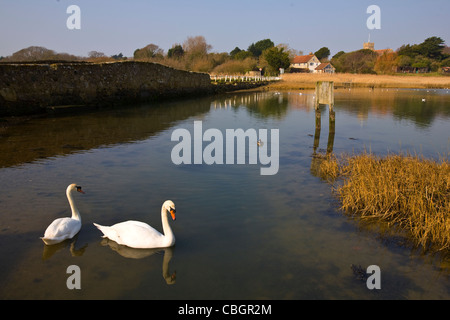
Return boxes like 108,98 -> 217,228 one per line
0,0 -> 449,58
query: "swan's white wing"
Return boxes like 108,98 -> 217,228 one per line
102,220 -> 165,249
42,218 -> 81,243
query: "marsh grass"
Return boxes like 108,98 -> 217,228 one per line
320,152 -> 450,252
270,73 -> 450,90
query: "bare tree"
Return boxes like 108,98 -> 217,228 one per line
88,51 -> 106,58
277,44 -> 303,60
3,46 -> 80,61
7,46 -> 56,61
182,36 -> 212,58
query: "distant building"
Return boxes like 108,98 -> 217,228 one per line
315,62 -> 336,74
290,54 -> 335,73
396,66 -> 429,73
363,42 -> 375,50
245,70 -> 262,77
363,40 -> 393,56
290,53 -> 321,72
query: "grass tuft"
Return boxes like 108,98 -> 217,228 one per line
320,152 -> 450,252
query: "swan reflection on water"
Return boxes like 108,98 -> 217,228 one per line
41,235 -> 88,260
100,238 -> 176,285
41,236 -> 176,285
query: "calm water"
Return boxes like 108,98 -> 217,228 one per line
0,88 -> 449,299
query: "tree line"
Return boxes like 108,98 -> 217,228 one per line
331,37 -> 450,74
1,36 -> 448,75
0,36 -> 293,75
133,36 -> 295,75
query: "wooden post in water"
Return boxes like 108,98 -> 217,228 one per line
327,110 -> 335,154
315,81 -> 334,111
313,109 -> 321,154
312,81 -> 336,155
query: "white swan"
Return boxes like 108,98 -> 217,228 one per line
41,184 -> 85,245
93,200 -> 176,249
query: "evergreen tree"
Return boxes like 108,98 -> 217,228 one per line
315,47 -> 331,61
262,47 -> 290,74
419,36 -> 445,60
248,39 -> 274,57
168,45 -> 184,59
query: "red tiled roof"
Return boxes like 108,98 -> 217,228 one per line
292,55 -> 315,63
315,62 -> 334,70
374,49 -> 393,56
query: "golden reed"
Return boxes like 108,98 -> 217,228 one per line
269,73 -> 450,90
319,152 -> 450,252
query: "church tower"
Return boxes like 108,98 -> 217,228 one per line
363,34 -> 375,50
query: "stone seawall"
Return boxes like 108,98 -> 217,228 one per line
0,61 -> 213,116
212,81 -> 271,93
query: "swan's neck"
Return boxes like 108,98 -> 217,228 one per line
67,189 -> 81,221
161,207 -> 174,245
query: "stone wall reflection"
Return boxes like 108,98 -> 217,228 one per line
0,98 -> 212,168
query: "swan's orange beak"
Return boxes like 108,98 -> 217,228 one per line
170,209 -> 176,221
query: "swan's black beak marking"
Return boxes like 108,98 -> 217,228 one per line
76,186 -> 85,194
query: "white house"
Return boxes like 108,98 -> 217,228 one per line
290,54 -> 321,72
290,54 -> 335,73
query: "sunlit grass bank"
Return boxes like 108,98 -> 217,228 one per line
269,73 -> 450,90
319,152 -> 450,252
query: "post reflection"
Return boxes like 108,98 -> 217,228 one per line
327,110 -> 336,154
310,107 -> 336,180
